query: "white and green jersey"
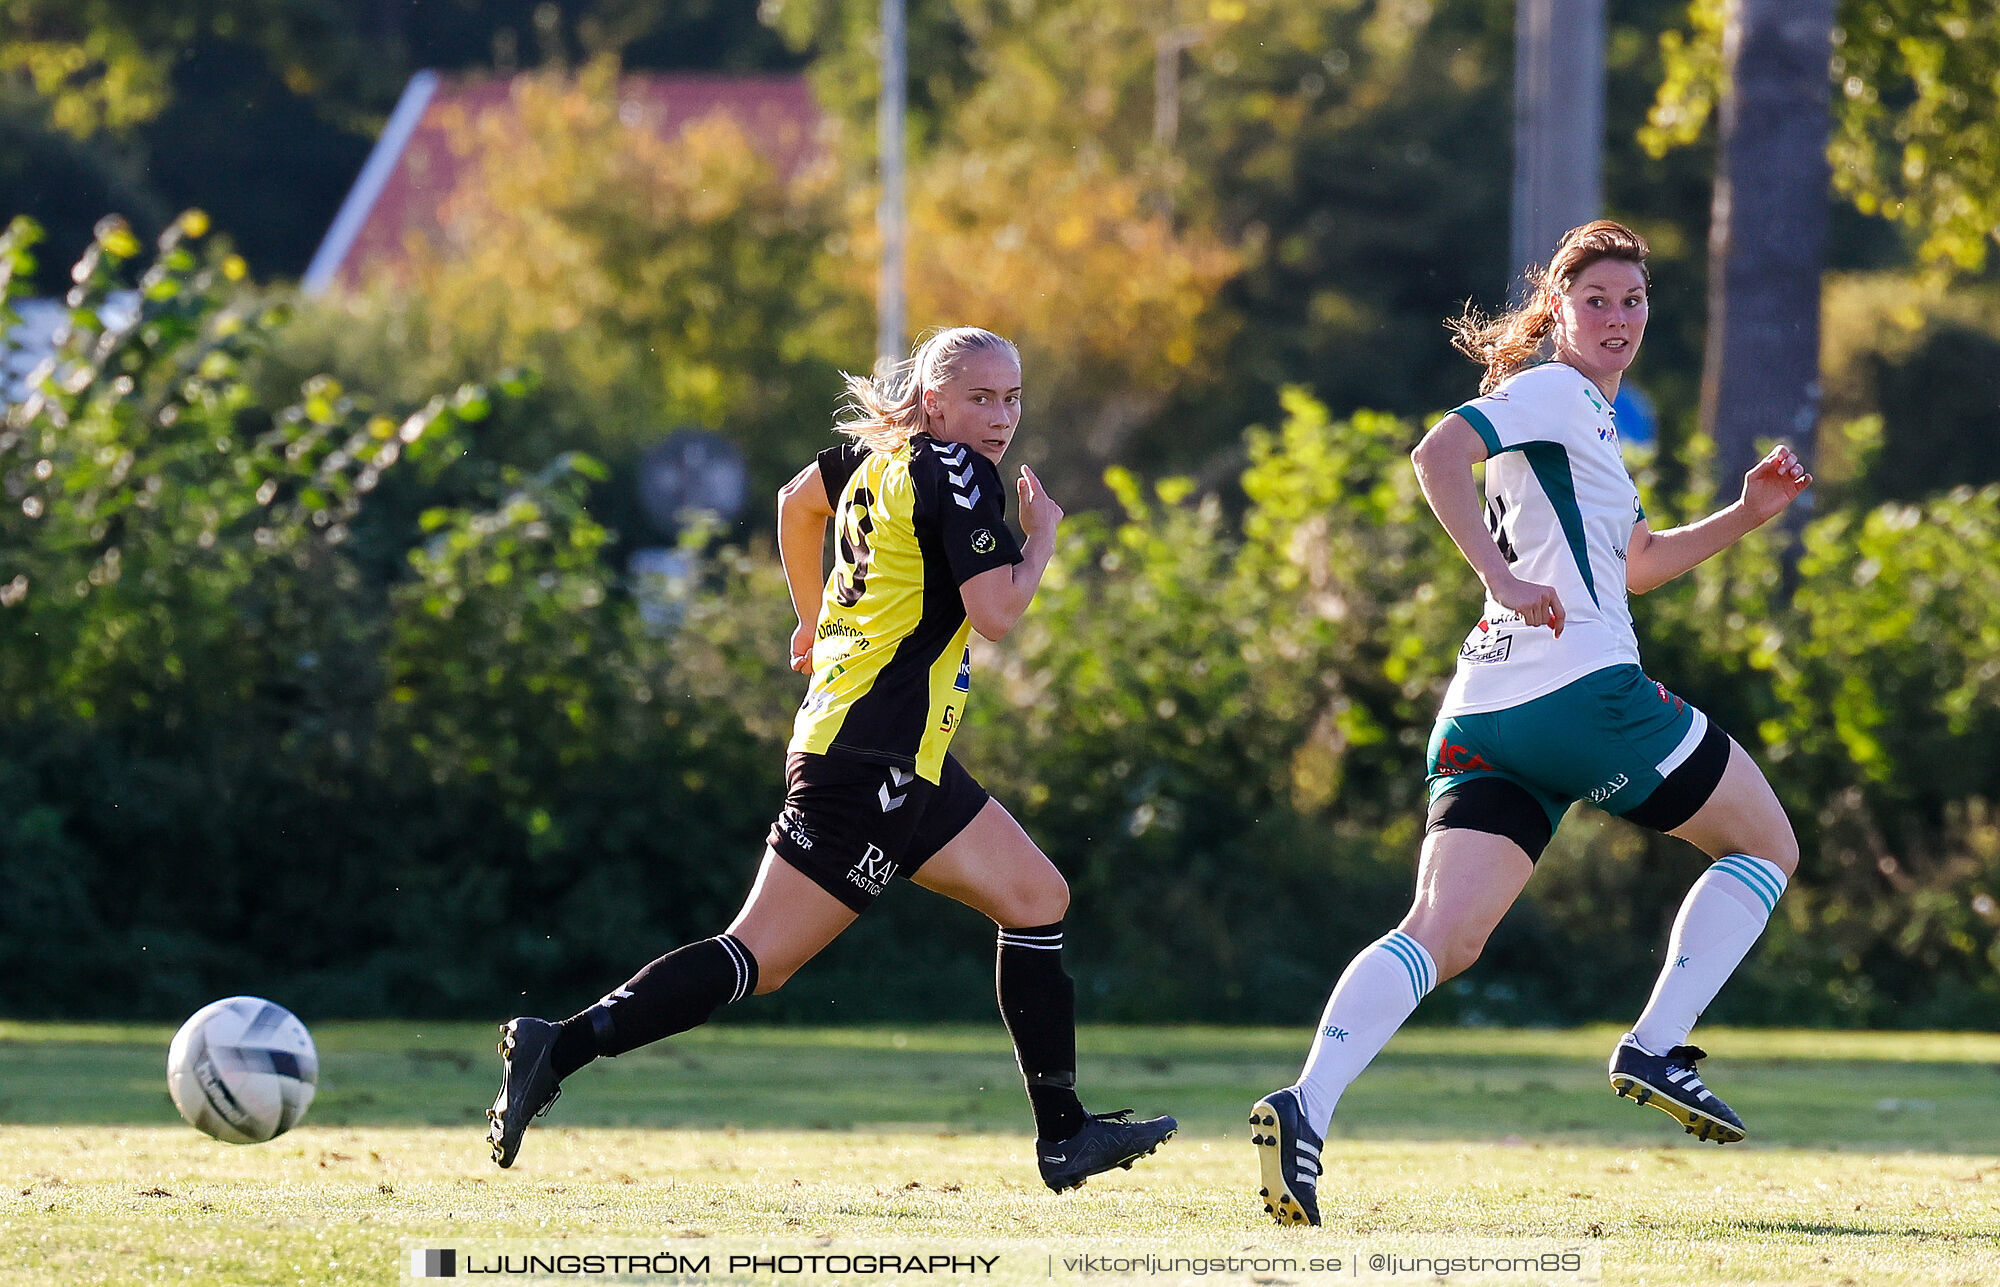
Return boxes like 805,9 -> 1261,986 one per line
1439,361 -> 1644,716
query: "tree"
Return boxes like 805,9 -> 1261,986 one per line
765,0 -> 1524,486
1696,0 -> 1836,487
278,57 -> 869,505
0,209 -> 790,1017
1648,0 -> 2000,278
0,2 -> 809,283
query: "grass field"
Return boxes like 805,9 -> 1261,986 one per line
3,1022 -> 1998,1285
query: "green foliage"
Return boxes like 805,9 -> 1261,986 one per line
387,455 -> 618,802
1817,273 -> 2000,507
0,209 -> 466,728
965,393 -> 1572,1019
269,58 -> 867,517
6,212 -> 2000,1029
1753,490 -> 2000,1025
962,389 -> 2000,1027
0,217 -> 782,1018
776,0 -> 1527,477
1646,0 -> 2000,275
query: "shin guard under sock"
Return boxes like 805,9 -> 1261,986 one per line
997,923 -> 1086,1141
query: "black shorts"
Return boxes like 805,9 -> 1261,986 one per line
766,750 -> 991,912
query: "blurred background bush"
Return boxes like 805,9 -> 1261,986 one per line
2,0 -> 1997,1026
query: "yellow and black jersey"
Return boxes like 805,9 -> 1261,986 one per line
789,434 -> 1023,782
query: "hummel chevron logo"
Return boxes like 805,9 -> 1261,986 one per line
947,467 -> 974,487
952,486 -> 982,509
878,767 -> 914,812
1322,1025 -> 1350,1042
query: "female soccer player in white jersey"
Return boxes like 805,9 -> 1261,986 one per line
1251,221 -> 1812,1226
486,327 -> 1175,1191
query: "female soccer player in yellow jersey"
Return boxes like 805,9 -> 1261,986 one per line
1252,222 -> 1812,1226
487,327 -> 1176,1190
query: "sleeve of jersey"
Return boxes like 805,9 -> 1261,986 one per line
1450,390 -> 1530,457
933,453 -> 1023,585
815,442 -> 867,503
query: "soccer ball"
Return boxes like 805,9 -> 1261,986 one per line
166,997 -> 319,1144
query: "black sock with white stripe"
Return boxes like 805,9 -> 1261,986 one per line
553,935 -> 758,1077
996,922 -> 1085,1141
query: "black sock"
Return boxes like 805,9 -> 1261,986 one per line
997,922 -> 1085,1141
552,935 -> 758,1078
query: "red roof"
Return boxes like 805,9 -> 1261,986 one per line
306,72 -> 823,293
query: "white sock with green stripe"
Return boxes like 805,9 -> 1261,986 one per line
1631,853 -> 1788,1055
1289,929 -> 1436,1136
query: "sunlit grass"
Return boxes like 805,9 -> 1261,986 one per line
3,1024 -> 1997,1284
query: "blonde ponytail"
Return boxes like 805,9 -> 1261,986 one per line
834,327 -> 1019,453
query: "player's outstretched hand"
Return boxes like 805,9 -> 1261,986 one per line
1741,444 -> 1812,526
789,618 -> 814,674
1018,464 -> 1063,540
1486,568 -> 1566,638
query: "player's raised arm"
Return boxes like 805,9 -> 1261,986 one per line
959,464 -> 1061,641
1625,444 -> 1811,594
776,460 -> 834,673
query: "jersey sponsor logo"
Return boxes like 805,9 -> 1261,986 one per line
1459,631 -> 1512,665
846,843 -> 897,897
816,619 -> 870,647
954,650 -> 972,692
971,528 -> 996,555
1583,386 -> 1618,442
1433,740 -> 1495,776
1653,680 -> 1683,711
939,704 -> 956,732
778,809 -> 814,851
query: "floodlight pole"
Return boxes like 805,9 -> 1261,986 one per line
877,0 -> 908,372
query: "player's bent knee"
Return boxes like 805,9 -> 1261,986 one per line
999,870 -> 1068,927
1758,823 -> 1800,878
1400,915 -> 1489,983
1037,868 -> 1071,920
1431,930 -> 1490,983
